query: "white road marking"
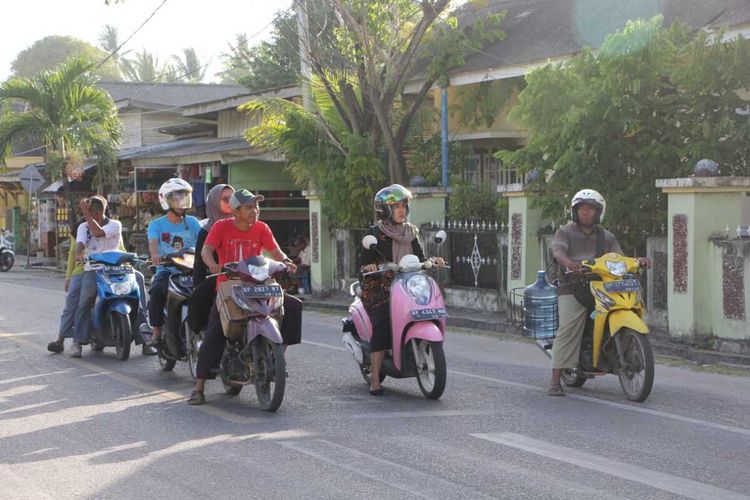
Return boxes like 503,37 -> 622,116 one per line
281,439 -> 496,500
472,432 -> 750,500
305,339 -> 750,438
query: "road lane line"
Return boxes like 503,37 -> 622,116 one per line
0,331 -> 262,425
304,339 -> 750,438
349,409 -> 494,419
472,432 -> 750,500
281,439 -> 495,500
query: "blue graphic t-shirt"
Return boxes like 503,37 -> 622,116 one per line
147,215 -> 202,275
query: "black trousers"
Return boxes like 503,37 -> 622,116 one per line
148,272 -> 171,328
365,303 -> 392,352
195,293 -> 303,380
188,276 -> 217,332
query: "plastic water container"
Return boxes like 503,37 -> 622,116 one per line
522,271 -> 558,339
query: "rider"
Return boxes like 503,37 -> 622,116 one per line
187,189 -> 301,405
70,196 -> 123,358
146,178 -> 202,353
359,184 -> 444,396
188,183 -> 235,332
549,189 -> 648,396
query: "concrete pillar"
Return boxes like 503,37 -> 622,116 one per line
409,187 -> 449,228
304,191 -> 334,292
656,177 -> 750,338
499,183 -> 544,294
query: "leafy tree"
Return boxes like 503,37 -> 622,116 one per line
305,0 -> 506,185
11,35 -> 121,80
0,57 -> 122,229
497,17 -> 750,252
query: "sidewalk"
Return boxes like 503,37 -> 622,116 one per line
302,292 -> 750,369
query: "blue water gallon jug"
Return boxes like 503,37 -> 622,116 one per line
522,271 -> 558,339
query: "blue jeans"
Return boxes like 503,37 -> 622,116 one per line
58,274 -> 83,338
73,271 -> 98,344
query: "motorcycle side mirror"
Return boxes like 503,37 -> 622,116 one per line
362,235 -> 378,250
434,230 -> 447,245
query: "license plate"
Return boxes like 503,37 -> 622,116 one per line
410,308 -> 448,321
241,285 -> 283,298
104,265 -> 132,274
604,279 -> 641,293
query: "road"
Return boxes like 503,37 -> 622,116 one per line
1,267 -> 749,499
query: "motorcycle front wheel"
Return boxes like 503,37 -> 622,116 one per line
253,338 -> 286,412
110,312 -> 132,361
0,252 -> 13,272
413,340 -> 446,400
616,328 -> 654,402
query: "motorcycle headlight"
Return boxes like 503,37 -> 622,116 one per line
111,282 -> 132,296
249,265 -> 270,282
406,274 -> 432,305
605,260 -> 627,277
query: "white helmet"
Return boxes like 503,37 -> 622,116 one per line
571,189 -> 606,223
158,178 -> 193,211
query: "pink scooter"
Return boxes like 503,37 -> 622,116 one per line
341,230 -> 448,399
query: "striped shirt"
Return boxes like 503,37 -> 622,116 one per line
552,222 -> 622,295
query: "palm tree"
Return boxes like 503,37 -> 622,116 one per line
98,24 -> 131,70
121,49 -> 170,82
0,56 -> 122,230
171,48 -> 206,83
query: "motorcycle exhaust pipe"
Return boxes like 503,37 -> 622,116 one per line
342,333 -> 364,364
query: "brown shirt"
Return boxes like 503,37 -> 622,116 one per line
552,221 -> 623,295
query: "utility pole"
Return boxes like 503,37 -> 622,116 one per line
296,0 -> 313,112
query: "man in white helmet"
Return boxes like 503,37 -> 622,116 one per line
548,189 -> 648,396
145,178 -> 202,354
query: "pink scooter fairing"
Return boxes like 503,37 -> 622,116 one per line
342,231 -> 449,399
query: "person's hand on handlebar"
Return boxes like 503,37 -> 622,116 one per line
638,257 -> 651,269
361,263 -> 378,273
431,257 -> 446,268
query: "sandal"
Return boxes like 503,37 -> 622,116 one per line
369,387 -> 385,396
187,390 -> 205,405
548,384 -> 565,397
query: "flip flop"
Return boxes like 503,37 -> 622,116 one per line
187,391 -> 205,405
548,384 -> 565,397
369,388 -> 385,396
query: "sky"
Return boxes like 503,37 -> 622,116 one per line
0,0 -> 294,82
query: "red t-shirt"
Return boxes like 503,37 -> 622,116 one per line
204,218 -> 279,285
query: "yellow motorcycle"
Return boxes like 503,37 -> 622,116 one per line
543,253 -> 654,402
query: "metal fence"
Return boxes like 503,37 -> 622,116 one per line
427,220 -> 508,290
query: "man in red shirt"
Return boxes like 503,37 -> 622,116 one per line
188,189 -> 302,405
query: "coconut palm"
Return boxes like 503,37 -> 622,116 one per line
0,56 -> 122,229
171,48 -> 206,83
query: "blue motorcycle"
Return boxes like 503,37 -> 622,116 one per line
87,251 -> 146,360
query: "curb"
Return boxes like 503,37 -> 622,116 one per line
303,299 -> 750,369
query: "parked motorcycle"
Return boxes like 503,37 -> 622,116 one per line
341,230 -> 449,399
87,251 -> 146,360
153,250 -> 202,377
213,255 -> 288,412
537,252 -> 654,402
0,228 -> 15,272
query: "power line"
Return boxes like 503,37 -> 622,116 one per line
97,0 -> 169,70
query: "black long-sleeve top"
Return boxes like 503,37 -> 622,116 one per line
359,224 -> 425,267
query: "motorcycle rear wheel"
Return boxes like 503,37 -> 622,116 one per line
0,253 -> 13,272
185,320 -> 201,380
359,364 -> 386,386
110,312 -> 131,361
253,338 -> 286,412
616,328 -> 654,402
561,368 -> 587,387
413,340 -> 446,400
158,352 -> 176,371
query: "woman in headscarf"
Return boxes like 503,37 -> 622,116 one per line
359,184 -> 445,396
188,184 -> 235,332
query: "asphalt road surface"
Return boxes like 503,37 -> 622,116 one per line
1,267 -> 749,499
